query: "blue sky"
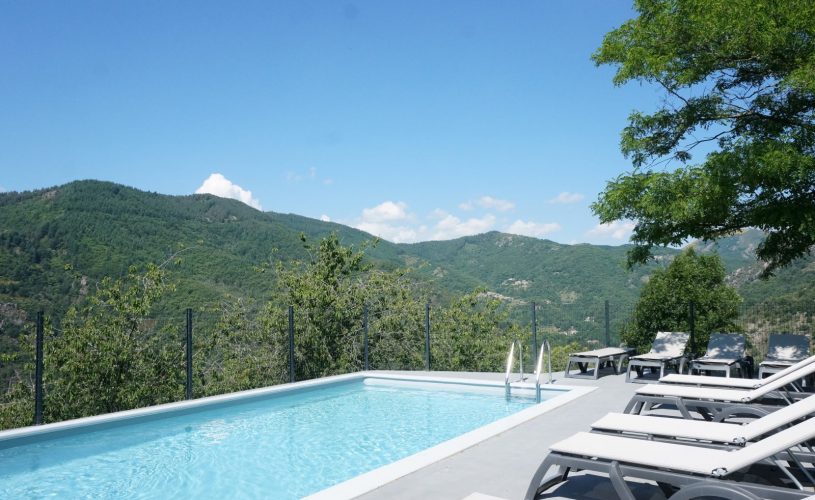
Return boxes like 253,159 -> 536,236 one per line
0,1 -> 661,245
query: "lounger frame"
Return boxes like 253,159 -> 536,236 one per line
525,453 -> 812,500
622,390 -> 803,420
625,331 -> 690,384
690,333 -> 748,378
564,348 -> 631,380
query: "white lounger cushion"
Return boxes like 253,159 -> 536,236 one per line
638,356 -> 815,402
661,354 -> 815,388
659,374 -> 762,389
635,383 -> 754,402
592,413 -> 748,444
552,415 -> 815,477
550,431 -> 725,475
593,394 -> 815,444
570,347 -> 627,358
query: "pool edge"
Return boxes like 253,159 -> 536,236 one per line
304,374 -> 595,500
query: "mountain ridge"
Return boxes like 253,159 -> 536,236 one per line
1,180 -> 812,320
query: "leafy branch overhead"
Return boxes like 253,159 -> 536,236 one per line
591,0 -> 815,275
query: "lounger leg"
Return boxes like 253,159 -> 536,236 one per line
523,456 -> 567,500
669,480 -> 762,500
625,363 -> 633,383
608,461 -> 636,500
593,360 -> 600,379
623,397 -> 643,414
565,360 -> 572,377
659,362 -> 665,379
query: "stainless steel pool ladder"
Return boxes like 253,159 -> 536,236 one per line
534,338 -> 553,403
504,339 -> 524,397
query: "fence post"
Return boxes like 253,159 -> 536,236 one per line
604,300 -> 611,347
531,302 -> 538,364
689,301 -> 696,357
288,306 -> 295,383
34,311 -> 44,425
363,304 -> 369,371
185,308 -> 193,400
424,301 -> 431,371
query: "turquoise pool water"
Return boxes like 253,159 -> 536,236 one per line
0,377 -> 548,499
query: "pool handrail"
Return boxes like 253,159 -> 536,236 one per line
505,339 -> 524,397
535,339 -> 553,403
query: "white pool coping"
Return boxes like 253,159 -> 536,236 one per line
0,371 -> 595,499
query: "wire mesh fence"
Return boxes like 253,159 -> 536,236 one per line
1,298 -> 813,430
734,303 -> 815,363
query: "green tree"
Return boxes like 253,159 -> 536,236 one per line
43,264 -> 184,422
622,249 -> 741,354
431,291 -> 520,372
270,233 -> 425,379
592,0 -> 815,274
195,297 -> 289,396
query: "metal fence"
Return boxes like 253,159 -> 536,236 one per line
2,299 -> 812,429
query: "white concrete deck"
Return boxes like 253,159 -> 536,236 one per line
355,368 -> 664,500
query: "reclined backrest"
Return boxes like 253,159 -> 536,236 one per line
766,333 -> 810,361
649,331 -> 689,357
704,333 -> 745,359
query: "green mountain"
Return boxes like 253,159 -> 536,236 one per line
1,180 -> 812,325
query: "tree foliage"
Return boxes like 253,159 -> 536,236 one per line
43,264 -> 184,421
622,249 -> 741,354
431,290 -> 519,372
269,233 -> 427,379
592,0 -> 815,275
0,264 -> 184,428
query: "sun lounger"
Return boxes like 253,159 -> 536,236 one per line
564,347 -> 631,380
760,333 -> 811,379
625,331 -> 689,383
660,354 -> 815,390
524,415 -> 815,500
690,333 -> 748,378
625,359 -> 815,419
593,393 -> 815,446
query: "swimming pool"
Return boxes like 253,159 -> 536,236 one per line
0,373 -> 591,499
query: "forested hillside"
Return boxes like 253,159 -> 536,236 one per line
0,181 -> 650,319
1,180 -> 812,325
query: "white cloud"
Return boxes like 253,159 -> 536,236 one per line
360,201 -> 411,223
195,173 -> 262,210
356,222 -> 419,243
549,192 -> 585,204
586,221 -> 636,241
354,201 -> 418,243
458,196 -> 515,212
320,214 -> 331,222
431,212 -> 496,240
353,203 -> 499,243
477,196 -> 514,211
506,220 -> 561,238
